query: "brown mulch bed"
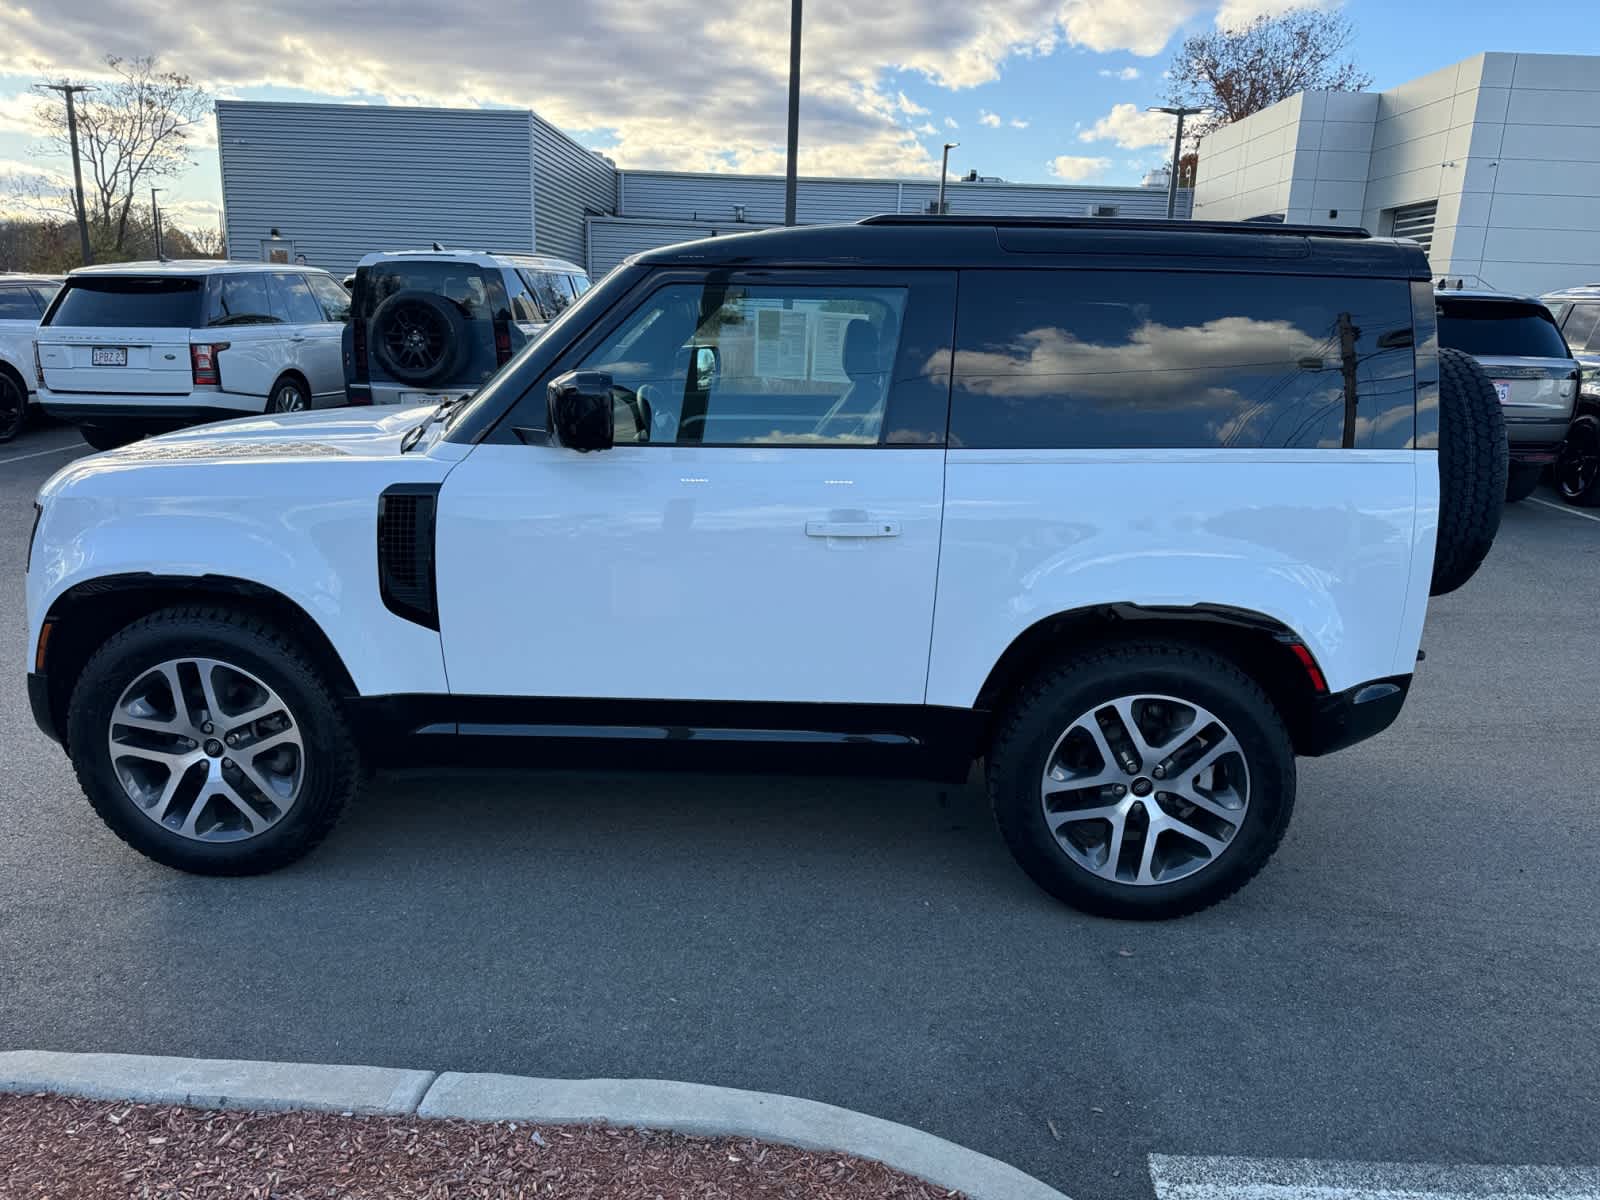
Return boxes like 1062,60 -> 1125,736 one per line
0,1093 -> 965,1199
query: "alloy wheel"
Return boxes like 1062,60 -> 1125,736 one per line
1558,423 -> 1600,502
1040,693 -> 1250,886
273,383 -> 308,412
107,657 -> 305,842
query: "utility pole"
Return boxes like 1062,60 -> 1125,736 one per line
937,142 -> 959,215
45,83 -> 94,265
783,0 -> 803,226
150,187 -> 164,259
1338,312 -> 1361,448
1148,105 -> 1204,219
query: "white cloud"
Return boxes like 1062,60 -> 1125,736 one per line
979,110 -> 1002,127
1047,154 -> 1111,181
1010,117 -> 1029,128
1078,101 -> 1172,148
0,91 -> 49,136
1215,0 -> 1336,30
0,0 -> 1203,184
1098,66 -> 1141,80
944,116 -> 959,129
916,121 -> 939,135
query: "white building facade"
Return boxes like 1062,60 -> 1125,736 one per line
1192,52 -> 1600,296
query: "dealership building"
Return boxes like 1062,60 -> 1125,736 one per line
1191,52 -> 1600,296
213,99 -> 1191,278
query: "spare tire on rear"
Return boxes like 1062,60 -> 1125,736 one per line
1430,347 -> 1508,596
369,289 -> 468,387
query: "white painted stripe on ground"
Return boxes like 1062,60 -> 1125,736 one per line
0,442 -> 80,466
1150,1156 -> 1600,1200
1526,497 -> 1600,524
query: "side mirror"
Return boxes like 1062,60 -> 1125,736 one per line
546,370 -> 614,452
693,345 -> 719,391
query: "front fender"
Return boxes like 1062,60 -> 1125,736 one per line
26,460 -> 450,696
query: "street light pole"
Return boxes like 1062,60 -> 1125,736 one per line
45,83 -> 94,265
783,0 -> 802,226
1148,105 -> 1205,219
150,187 -> 164,259
937,141 -> 959,215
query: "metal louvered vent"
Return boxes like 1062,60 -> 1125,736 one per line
377,484 -> 440,630
111,440 -> 349,461
1390,201 -> 1437,253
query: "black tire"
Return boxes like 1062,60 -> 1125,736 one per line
1556,416 -> 1600,506
65,606 -> 359,875
80,424 -> 139,452
266,375 -> 311,414
369,290 -> 468,386
1431,347 -> 1508,596
0,368 -> 26,444
988,641 -> 1296,920
1505,462 -> 1542,503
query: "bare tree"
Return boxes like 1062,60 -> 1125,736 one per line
1166,9 -> 1371,143
32,56 -> 211,256
185,224 -> 226,258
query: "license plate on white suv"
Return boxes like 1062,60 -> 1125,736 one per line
91,347 -> 128,366
1493,381 -> 1511,404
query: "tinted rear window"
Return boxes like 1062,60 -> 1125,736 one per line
49,276 -> 204,328
356,261 -> 506,321
950,269 -> 1418,450
1437,298 -> 1569,358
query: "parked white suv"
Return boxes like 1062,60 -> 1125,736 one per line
0,273 -> 61,442
36,261 -> 352,450
25,217 -> 1508,918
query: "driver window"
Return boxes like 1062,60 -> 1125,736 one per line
578,282 -> 907,446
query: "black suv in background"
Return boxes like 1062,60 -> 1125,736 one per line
1435,288 -> 1580,502
344,249 -> 590,408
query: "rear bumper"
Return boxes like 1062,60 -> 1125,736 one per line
1505,433 -> 1566,465
39,401 -> 253,430
1298,675 -> 1411,757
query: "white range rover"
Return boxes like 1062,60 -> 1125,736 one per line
24,217 -> 1508,918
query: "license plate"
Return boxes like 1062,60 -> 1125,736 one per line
1494,381 -> 1511,404
91,347 -> 128,366
399,391 -> 465,406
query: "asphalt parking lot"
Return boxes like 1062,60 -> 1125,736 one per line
4,418 -> 1599,1199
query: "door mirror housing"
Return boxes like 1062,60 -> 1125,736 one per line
547,370 -> 614,452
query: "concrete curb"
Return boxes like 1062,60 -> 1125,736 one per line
0,1051 -> 435,1116
0,1051 -> 1066,1200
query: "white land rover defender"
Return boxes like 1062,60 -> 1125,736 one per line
25,217 -> 1507,918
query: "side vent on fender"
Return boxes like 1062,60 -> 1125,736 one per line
378,483 -> 441,631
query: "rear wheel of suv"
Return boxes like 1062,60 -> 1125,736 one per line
80,424 -> 139,452
266,376 -> 310,414
1431,347 -> 1508,596
0,369 -> 27,443
1556,417 -> 1600,506
988,642 -> 1295,920
1505,463 -> 1542,503
65,607 -> 359,875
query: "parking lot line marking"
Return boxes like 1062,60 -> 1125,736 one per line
1526,497 -> 1600,524
0,443 -> 81,466
1149,1155 -> 1600,1200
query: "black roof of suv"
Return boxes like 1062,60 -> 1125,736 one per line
635,215 -> 1431,278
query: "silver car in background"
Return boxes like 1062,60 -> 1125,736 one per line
1436,289 -> 1580,502
1542,285 -> 1600,506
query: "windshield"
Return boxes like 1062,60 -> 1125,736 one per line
1437,297 -> 1570,358
48,276 -> 205,328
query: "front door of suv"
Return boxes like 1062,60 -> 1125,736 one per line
435,269 -> 955,707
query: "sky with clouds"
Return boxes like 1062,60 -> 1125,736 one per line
0,0 -> 1588,233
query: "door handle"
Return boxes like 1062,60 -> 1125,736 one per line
805,520 -> 900,538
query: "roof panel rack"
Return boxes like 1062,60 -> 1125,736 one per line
856,213 -> 1372,239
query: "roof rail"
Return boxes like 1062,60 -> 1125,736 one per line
856,213 -> 1372,239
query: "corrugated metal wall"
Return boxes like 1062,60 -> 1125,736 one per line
618,170 -> 1191,226
216,101 -> 536,275
531,113 -> 618,266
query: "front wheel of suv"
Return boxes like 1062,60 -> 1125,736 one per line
988,642 -> 1296,920
65,606 -> 359,875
